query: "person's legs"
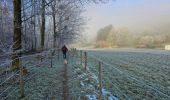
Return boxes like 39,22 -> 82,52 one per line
65,53 -> 67,59
64,53 -> 66,59
63,54 -> 64,59
62,52 -> 64,58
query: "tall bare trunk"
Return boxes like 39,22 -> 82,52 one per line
12,0 -> 22,70
41,0 -> 45,50
0,1 -> 4,43
50,1 -> 57,48
33,0 -> 37,50
53,13 -> 56,48
31,0 -> 34,50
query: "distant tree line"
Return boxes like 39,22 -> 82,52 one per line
96,25 -> 170,48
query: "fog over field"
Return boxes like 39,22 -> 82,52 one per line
84,0 -> 170,42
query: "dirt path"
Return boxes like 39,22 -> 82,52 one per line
62,62 -> 69,100
5,54 -> 80,99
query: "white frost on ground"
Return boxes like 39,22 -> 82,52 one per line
86,95 -> 97,100
74,62 -> 119,100
85,88 -> 119,100
102,88 -> 118,100
87,49 -> 170,99
108,96 -> 119,100
80,81 -> 85,87
91,73 -> 99,84
6,48 -> 170,99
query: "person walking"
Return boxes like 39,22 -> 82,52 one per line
61,45 -> 68,59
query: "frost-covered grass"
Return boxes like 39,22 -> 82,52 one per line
87,48 -> 170,99
2,48 -> 170,99
5,53 -> 107,100
71,59 -> 118,100
6,56 -> 65,99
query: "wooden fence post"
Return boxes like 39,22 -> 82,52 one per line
58,49 -> 60,60
71,48 -> 73,57
80,50 -> 82,65
50,51 -> 53,67
99,61 -> 102,100
40,53 -> 43,62
19,58 -> 24,98
84,52 -> 87,71
75,48 -> 78,57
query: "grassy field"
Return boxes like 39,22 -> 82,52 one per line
2,48 -> 170,100
86,48 -> 170,99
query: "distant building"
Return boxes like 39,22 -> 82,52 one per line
165,45 -> 170,50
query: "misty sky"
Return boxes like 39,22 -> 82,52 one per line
84,0 -> 170,40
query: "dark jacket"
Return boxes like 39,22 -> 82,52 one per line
62,45 -> 68,53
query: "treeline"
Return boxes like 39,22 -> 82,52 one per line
0,0 -> 112,52
95,25 -> 170,48
0,0 -> 111,70
0,0 -> 87,52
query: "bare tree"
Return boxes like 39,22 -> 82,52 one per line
12,0 -> 22,70
50,0 -> 57,48
40,0 -> 46,50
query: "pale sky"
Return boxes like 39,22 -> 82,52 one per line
83,0 -> 170,40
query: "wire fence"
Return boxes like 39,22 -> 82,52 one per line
0,47 -> 81,99
78,50 -> 170,100
1,48 -> 170,100
0,48 -> 62,99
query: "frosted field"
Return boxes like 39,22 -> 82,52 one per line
86,48 -> 170,99
1,48 -> 170,100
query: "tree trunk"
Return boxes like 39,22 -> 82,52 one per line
33,0 -> 37,50
31,0 -> 34,50
0,1 -> 5,43
12,0 -> 22,70
53,13 -> 56,48
51,1 -> 57,48
41,0 -> 45,50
